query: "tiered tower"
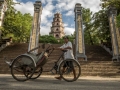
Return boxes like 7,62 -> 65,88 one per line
49,13 -> 65,39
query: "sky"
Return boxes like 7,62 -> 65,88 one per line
13,0 -> 101,35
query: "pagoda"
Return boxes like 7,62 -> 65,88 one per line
49,13 -> 65,39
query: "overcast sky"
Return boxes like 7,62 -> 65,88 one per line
13,0 -> 101,35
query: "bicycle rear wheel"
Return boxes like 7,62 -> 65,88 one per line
11,55 -> 35,81
59,59 -> 81,82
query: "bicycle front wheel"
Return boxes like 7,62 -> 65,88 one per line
59,59 -> 81,82
11,55 -> 35,81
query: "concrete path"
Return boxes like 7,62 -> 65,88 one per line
0,74 -> 120,90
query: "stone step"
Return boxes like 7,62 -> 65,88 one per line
81,72 -> 120,76
0,43 -> 118,77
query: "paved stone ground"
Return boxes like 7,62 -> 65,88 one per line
0,74 -> 120,90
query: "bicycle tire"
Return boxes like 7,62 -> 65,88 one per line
59,59 -> 81,82
30,67 -> 43,79
11,55 -> 35,81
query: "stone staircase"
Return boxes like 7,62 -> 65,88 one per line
80,61 -> 120,77
0,43 -> 28,74
79,45 -> 120,77
0,43 -> 120,77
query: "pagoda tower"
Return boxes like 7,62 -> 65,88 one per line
49,13 -> 65,39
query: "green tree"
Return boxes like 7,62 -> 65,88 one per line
6,0 -> 20,12
101,0 -> 120,28
116,14 -> 120,27
82,8 -> 95,45
92,9 -> 110,43
101,0 -> 120,13
3,10 -> 32,42
58,35 -> 75,44
39,35 -> 58,44
0,0 -> 15,39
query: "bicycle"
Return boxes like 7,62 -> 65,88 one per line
6,44 -> 81,82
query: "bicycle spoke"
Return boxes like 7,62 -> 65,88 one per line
30,67 -> 43,79
59,59 -> 81,82
11,55 -> 35,81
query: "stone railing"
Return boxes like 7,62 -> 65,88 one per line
0,38 -> 12,52
100,42 -> 112,55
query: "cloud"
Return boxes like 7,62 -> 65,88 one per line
14,0 -> 101,35
64,23 -> 68,27
57,2 -> 66,8
41,0 -> 46,4
81,0 -> 101,13
40,26 -> 51,35
15,0 -> 22,2
55,2 -> 66,12
14,0 -> 54,35
64,27 -> 75,35
14,1 -> 34,15
57,0 -> 101,13
65,10 -> 74,16
41,2 -> 54,24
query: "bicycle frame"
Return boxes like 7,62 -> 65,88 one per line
44,50 -> 67,74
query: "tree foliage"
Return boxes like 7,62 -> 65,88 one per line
98,0 -> 120,41
39,35 -> 75,44
92,10 -> 110,43
82,8 -> 94,45
3,10 -> 32,42
0,0 -> 32,42
39,35 -> 58,44
82,0 -> 120,45
116,14 -> 120,28
101,0 -> 120,13
58,35 -> 75,44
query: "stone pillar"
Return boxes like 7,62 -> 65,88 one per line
108,6 -> 120,61
0,0 -> 7,39
28,1 -> 42,54
74,3 -> 87,61
0,30 -> 2,39
0,0 -> 7,26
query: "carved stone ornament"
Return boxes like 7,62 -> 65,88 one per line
77,15 -> 83,53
